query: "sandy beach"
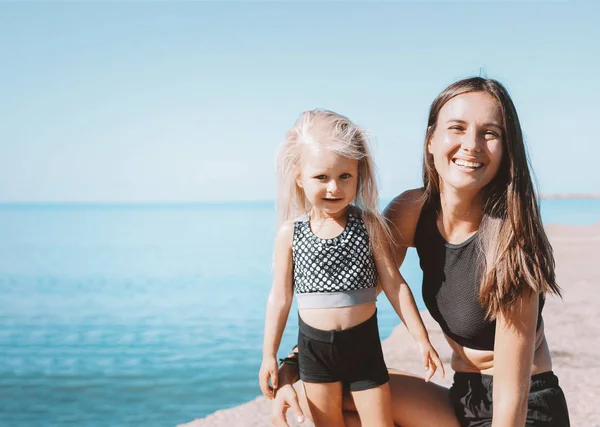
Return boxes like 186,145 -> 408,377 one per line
184,222 -> 600,427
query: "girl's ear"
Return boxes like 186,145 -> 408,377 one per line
296,174 -> 303,189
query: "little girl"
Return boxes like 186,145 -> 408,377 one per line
259,109 -> 444,426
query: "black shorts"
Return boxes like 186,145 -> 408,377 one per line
450,371 -> 570,427
297,310 -> 389,392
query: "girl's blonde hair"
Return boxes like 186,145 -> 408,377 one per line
276,109 -> 392,250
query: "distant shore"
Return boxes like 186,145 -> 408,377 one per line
540,193 -> 600,199
183,221 -> 600,427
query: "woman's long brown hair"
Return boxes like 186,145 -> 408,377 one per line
422,77 -> 561,320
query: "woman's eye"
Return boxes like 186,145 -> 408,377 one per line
449,126 -> 463,132
315,175 -> 326,180
485,131 -> 499,138
340,173 -> 351,179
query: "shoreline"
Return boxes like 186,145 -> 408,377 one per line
184,222 -> 600,426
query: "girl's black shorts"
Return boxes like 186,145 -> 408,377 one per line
297,310 -> 389,392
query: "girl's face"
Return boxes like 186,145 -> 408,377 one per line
428,91 -> 504,195
297,144 -> 358,217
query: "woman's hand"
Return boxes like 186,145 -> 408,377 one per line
418,340 -> 445,382
270,384 -> 305,426
259,355 -> 279,399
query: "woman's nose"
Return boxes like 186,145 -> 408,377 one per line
461,129 -> 482,152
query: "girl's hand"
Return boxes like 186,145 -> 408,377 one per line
259,355 -> 279,399
418,340 -> 445,382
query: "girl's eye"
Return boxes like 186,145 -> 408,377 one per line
485,131 -> 499,138
315,175 -> 326,180
340,173 -> 351,179
449,126 -> 464,132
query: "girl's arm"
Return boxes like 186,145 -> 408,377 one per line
259,221 -> 295,399
491,290 -> 539,426
372,223 -> 445,380
373,230 -> 427,341
379,189 -> 444,380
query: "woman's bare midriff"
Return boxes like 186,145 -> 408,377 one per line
448,321 -> 553,375
298,302 -> 376,331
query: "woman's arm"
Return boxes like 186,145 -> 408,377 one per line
270,347 -> 306,426
491,290 -> 539,426
259,221 -> 295,399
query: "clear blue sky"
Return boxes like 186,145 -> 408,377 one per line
1,1 -> 598,203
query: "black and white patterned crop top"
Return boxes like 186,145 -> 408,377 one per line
292,206 -> 378,309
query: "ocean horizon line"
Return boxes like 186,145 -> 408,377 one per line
0,193 -> 599,208
0,200 -> 277,209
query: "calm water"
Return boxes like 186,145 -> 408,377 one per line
0,199 -> 598,426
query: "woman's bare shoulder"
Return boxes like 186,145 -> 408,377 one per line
383,188 -> 427,247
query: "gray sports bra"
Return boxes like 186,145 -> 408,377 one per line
292,207 -> 378,309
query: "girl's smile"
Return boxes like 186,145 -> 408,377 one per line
296,144 -> 359,217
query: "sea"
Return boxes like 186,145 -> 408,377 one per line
0,199 -> 599,426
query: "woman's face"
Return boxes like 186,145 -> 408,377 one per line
428,91 -> 504,195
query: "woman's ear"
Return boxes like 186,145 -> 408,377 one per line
426,126 -> 434,155
296,175 -> 303,189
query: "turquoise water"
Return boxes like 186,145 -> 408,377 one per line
0,199 -> 598,426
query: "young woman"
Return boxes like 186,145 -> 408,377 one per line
270,77 -> 570,427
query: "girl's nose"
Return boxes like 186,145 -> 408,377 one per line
327,180 -> 339,193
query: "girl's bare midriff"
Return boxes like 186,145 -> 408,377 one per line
298,302 -> 377,331
448,320 -> 553,375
